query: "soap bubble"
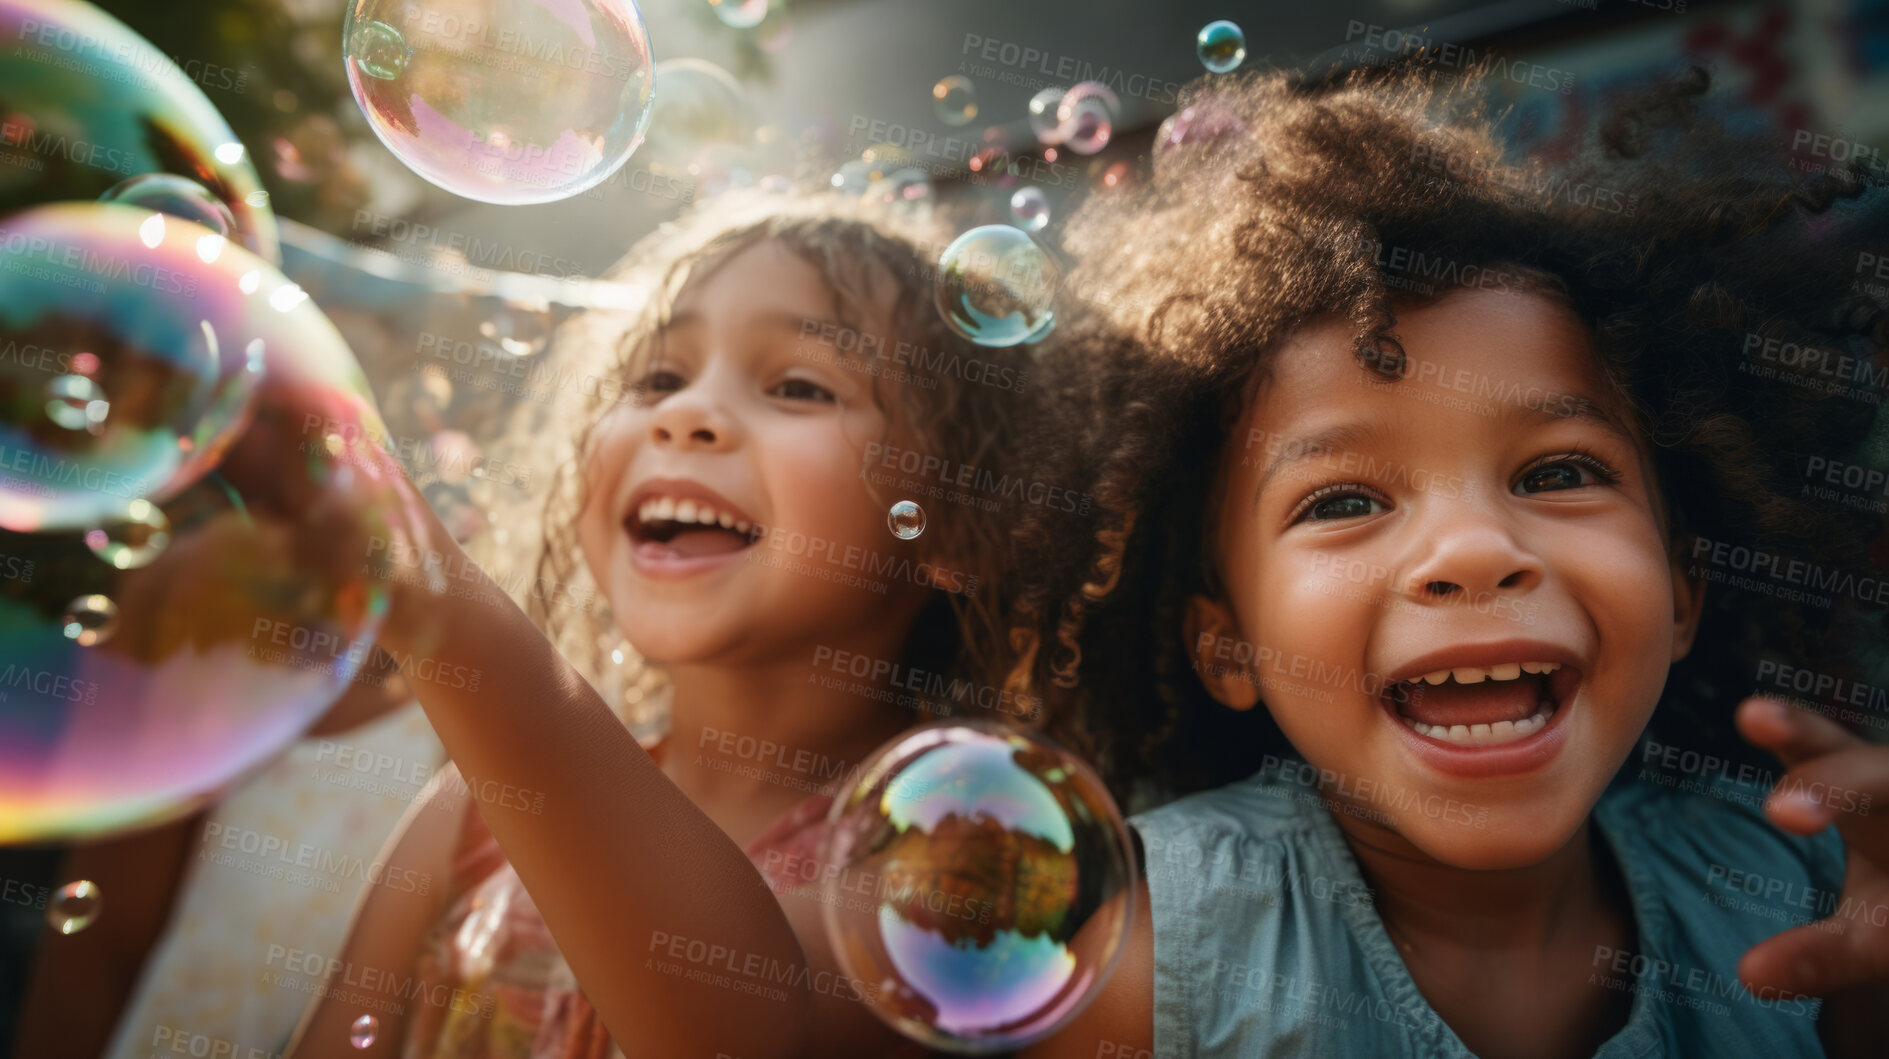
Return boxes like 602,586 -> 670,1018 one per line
478,298 -> 556,358
0,0 -> 278,260
0,213 -> 401,843
47,880 -> 102,934
888,501 -> 926,540
706,0 -> 767,29
98,175 -> 239,240
755,3 -> 793,52
644,58 -> 751,173
84,500 -> 172,570
934,226 -> 1059,349
1197,21 -> 1246,74
1055,83 -> 1119,156
61,595 -> 119,647
1027,88 -> 1066,145
821,721 -> 1136,1053
1009,187 -> 1049,232
342,0 -> 655,204
1156,103 -> 1245,158
0,204 -> 274,533
933,76 -> 978,127
349,1014 -> 379,1050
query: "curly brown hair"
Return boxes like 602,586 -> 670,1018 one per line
470,189 -> 1031,737
1004,64 -> 1889,805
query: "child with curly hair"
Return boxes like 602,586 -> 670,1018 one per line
1008,65 -> 1889,1058
281,189 -> 1035,1059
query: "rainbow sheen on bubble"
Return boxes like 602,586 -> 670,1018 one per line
821,722 -> 1134,1053
888,500 -> 925,540
933,75 -> 978,127
0,0 -> 278,260
0,210 -> 397,843
1197,20 -> 1246,74
0,204 -> 275,532
99,174 -> 238,239
1009,187 -> 1049,232
870,167 -> 934,216
47,880 -> 101,934
935,226 -> 1058,349
343,0 -> 655,204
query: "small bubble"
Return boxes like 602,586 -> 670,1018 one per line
62,595 -> 119,647
1028,87 -> 1065,145
346,20 -> 410,81
47,881 -> 101,934
932,75 -> 978,127
1056,83 -> 1118,156
44,375 -> 107,434
349,1014 -> 379,1050
707,0 -> 767,29
1009,187 -> 1050,232
1197,21 -> 1247,74
85,499 -> 172,570
888,500 -> 926,540
100,174 -> 238,239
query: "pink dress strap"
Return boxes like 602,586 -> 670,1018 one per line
401,740 -> 836,1059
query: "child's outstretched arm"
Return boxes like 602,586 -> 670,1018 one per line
283,769 -> 465,1059
304,444 -> 814,1059
1734,696 -> 1889,1057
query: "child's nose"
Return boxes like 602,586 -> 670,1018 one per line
1400,519 -> 1543,602
649,394 -> 736,451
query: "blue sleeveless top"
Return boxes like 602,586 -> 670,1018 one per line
1128,754 -> 1846,1057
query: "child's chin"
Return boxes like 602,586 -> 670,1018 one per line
1399,808 -> 1587,871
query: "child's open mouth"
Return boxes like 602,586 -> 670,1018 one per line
1380,655 -> 1584,750
621,484 -> 761,575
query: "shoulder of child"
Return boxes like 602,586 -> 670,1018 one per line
1598,766 -> 1847,920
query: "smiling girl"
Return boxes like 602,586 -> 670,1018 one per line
1012,67 -> 1889,1057
283,190 -> 1033,1059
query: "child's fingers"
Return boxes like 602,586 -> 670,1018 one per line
1761,748 -> 1889,854
1738,917 -> 1882,1000
1735,695 -> 1866,769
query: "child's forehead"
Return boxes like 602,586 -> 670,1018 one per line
1246,288 -> 1626,431
667,236 -> 902,335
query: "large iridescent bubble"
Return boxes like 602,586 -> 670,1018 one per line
0,204 -> 271,532
642,58 -> 751,174
821,722 -> 1135,1053
0,0 -> 278,260
0,206 -> 404,842
343,0 -> 655,204
934,225 -> 1059,348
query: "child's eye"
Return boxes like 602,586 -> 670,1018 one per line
632,370 -> 685,402
770,377 -> 836,403
1516,451 -> 1624,494
1290,484 -> 1388,524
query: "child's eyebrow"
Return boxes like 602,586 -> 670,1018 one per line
1249,393 -> 1639,510
1250,421 -> 1388,510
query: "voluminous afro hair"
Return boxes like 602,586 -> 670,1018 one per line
1004,65 -> 1889,804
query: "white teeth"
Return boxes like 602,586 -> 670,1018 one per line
632,496 -> 756,533
1408,662 -> 1560,686
736,519 -> 752,534
1408,707 -> 1553,747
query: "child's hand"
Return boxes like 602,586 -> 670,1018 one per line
1734,696 -> 1889,996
